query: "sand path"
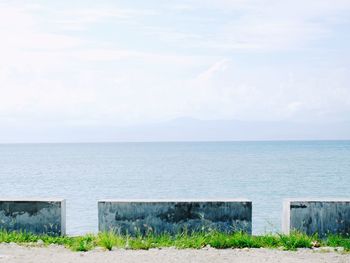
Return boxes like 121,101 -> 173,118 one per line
0,244 -> 349,263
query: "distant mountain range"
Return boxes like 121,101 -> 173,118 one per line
107,118 -> 350,142
2,118 -> 350,143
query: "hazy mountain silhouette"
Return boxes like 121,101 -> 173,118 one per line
2,118 -> 350,143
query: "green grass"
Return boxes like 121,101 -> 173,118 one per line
325,234 -> 350,251
277,232 -> 314,250
97,231 -> 125,250
0,229 -> 350,252
69,235 -> 95,252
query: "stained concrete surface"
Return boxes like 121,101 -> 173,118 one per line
0,199 -> 65,236
98,200 -> 252,235
283,199 -> 350,237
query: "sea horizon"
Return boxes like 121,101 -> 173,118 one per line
2,139 -> 350,145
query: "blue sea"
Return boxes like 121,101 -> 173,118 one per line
1,141 -> 350,235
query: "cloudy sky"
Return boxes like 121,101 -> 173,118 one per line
1,0 -> 350,142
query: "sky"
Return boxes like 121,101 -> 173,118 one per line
0,0 -> 350,142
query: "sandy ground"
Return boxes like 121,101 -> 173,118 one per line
0,244 -> 349,263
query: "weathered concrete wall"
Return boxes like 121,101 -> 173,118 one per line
282,199 -> 350,237
0,199 -> 66,236
98,199 -> 252,235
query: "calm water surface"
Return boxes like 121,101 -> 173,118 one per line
1,141 -> 350,235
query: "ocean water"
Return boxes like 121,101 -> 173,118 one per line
1,141 -> 350,235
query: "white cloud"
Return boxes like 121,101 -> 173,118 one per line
73,49 -> 206,66
196,59 -> 230,81
0,5 -> 83,51
207,19 -> 329,51
55,8 -> 157,31
145,0 -> 350,52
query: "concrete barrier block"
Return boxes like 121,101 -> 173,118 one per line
98,199 -> 252,235
0,199 -> 66,236
283,199 -> 350,237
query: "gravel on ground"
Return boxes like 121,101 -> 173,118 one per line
0,244 -> 349,263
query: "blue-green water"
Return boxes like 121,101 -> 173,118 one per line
1,141 -> 350,235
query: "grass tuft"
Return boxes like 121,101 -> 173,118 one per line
325,235 -> 350,251
97,231 -> 115,250
69,235 -> 95,252
97,231 -> 126,250
277,231 -> 314,250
